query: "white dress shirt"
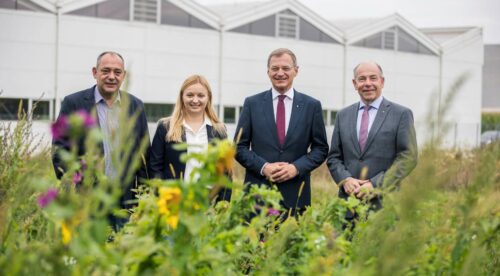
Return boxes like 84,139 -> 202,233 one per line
183,117 -> 211,182
356,96 -> 383,140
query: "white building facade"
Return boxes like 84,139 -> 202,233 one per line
0,0 -> 484,148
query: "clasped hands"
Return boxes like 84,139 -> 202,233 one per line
263,162 -> 298,183
343,177 -> 374,199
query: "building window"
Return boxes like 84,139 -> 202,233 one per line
133,0 -> 158,23
330,111 -> 337,126
276,10 -> 299,39
0,0 -> 49,12
68,0 -> 130,21
353,26 -> 434,55
230,14 -> 275,37
33,100 -> 50,120
144,103 -> 174,122
0,98 -> 28,120
223,106 -> 236,124
161,0 -> 212,29
299,18 -> 338,43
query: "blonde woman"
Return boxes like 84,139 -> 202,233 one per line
149,75 -> 231,202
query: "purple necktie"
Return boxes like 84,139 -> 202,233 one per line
359,105 -> 370,151
276,95 -> 286,146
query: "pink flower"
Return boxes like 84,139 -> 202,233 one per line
51,116 -> 68,140
267,207 -> 280,216
72,171 -> 82,185
37,188 -> 58,208
76,110 -> 97,128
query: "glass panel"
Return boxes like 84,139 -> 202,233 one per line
397,27 -> 418,53
231,24 -> 251,34
69,4 -> 97,17
0,0 -> 16,9
223,107 -> 236,124
364,32 -> 382,49
250,14 -> 275,36
69,0 -> 130,20
300,18 -> 321,42
322,110 -> 328,124
330,111 -> 337,126
97,0 -> 130,20
144,103 -> 174,122
190,16 -> 212,29
161,0 -> 189,26
0,98 -> 29,120
418,43 -> 434,55
33,100 -> 50,120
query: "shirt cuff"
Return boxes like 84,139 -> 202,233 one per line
260,162 -> 269,176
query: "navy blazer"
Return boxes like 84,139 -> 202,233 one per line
235,89 -> 329,208
52,86 -> 150,208
149,120 -> 231,201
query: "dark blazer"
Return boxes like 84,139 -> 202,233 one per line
327,97 -> 417,209
52,86 -> 150,208
149,119 -> 231,201
235,89 -> 329,208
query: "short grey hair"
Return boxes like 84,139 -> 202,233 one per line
353,62 -> 384,78
267,48 -> 298,68
96,51 -> 124,68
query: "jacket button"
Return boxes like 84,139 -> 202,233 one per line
280,150 -> 283,153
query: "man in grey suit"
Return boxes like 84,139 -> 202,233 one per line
327,61 -> 417,219
235,48 -> 329,216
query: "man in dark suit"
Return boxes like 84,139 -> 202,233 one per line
327,61 -> 417,220
52,51 -> 150,228
235,48 -> 329,216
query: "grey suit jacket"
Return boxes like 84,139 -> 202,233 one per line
327,97 -> 417,202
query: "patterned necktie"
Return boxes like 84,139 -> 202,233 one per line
276,95 -> 286,146
359,104 -> 370,152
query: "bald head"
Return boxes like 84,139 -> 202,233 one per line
353,62 -> 383,79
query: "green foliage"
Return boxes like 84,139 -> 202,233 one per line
1,98 -> 499,275
482,112 -> 500,132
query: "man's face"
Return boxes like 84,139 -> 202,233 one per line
267,54 -> 298,94
92,54 -> 126,98
352,63 -> 384,104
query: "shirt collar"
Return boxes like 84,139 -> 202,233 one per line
182,116 -> 212,132
359,95 -> 383,110
272,87 -> 294,100
94,86 -> 121,105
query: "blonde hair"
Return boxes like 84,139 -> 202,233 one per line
163,75 -> 226,142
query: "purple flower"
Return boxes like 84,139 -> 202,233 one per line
51,116 -> 68,140
267,207 -> 280,216
76,110 -> 97,128
37,188 -> 58,208
72,171 -> 82,185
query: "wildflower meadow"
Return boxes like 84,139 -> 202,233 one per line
0,92 -> 499,275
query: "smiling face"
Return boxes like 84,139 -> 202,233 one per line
267,53 -> 298,94
352,62 -> 385,105
182,83 -> 209,116
92,53 -> 125,99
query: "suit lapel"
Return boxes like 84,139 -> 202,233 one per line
362,98 -> 391,154
285,90 -> 304,147
349,103 -> 362,155
262,90 -> 280,147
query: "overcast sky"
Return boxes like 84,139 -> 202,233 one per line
197,0 -> 500,44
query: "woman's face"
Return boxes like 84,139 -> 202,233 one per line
182,83 -> 209,116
